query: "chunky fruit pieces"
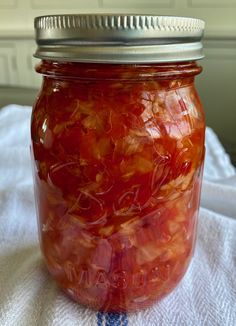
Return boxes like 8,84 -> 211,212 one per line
32,61 -> 205,312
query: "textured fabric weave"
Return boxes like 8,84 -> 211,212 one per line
0,105 -> 235,326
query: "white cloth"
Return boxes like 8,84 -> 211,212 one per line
0,105 -> 235,326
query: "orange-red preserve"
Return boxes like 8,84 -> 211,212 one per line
32,14 -> 205,312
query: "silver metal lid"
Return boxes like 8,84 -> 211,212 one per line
34,14 -> 205,63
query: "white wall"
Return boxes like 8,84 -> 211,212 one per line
0,0 -> 236,163
0,0 -> 236,89
0,0 -> 236,37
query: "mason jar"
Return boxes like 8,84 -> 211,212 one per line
31,14 -> 205,312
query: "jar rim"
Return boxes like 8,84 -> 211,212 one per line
34,14 -> 205,64
36,60 -> 202,81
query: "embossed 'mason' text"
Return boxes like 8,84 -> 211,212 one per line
64,263 -> 170,289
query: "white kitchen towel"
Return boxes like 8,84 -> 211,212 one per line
0,105 -> 235,326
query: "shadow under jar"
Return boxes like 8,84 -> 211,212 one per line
32,14 -> 205,313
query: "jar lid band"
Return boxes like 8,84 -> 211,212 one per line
34,14 -> 205,63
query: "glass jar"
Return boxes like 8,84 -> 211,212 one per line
32,14 -> 205,313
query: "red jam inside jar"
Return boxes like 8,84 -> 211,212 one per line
32,13 -> 205,313
31,60 -> 205,312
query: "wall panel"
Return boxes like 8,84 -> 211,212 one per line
0,43 -> 19,86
